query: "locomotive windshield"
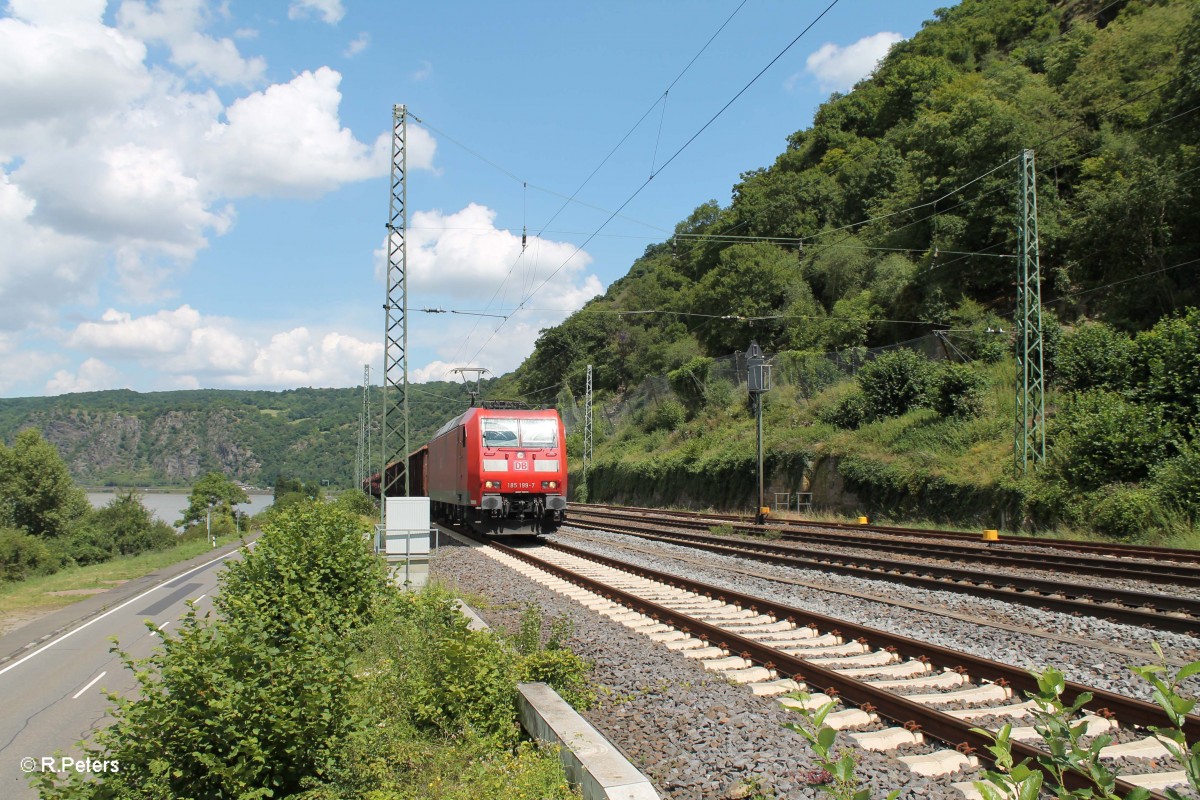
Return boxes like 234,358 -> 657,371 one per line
481,418 -> 520,447
520,418 -> 558,447
481,417 -> 558,448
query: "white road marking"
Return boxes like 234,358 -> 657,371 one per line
192,594 -> 206,604
72,671 -> 107,700
0,546 -> 247,678
149,619 -> 173,637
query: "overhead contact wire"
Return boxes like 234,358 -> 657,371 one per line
468,0 -> 844,364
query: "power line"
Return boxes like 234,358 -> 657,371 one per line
467,0 -> 844,365
433,2 -> 751,369
1047,256 -> 1200,304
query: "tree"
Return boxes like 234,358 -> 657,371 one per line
91,490 -> 176,556
178,472 -> 248,528
932,363 -> 987,419
333,490 -> 377,517
0,428 -> 88,538
1056,321 -> 1135,393
856,350 -> 936,420
1133,307 -> 1200,427
691,242 -> 802,354
1048,392 -> 1173,490
36,502 -> 386,799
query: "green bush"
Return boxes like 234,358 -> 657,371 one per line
333,489 -> 377,517
647,398 -> 686,432
520,648 -> 596,709
90,491 -> 176,556
773,350 -> 844,398
1152,446 -> 1200,517
219,500 -> 384,638
388,592 -> 524,743
0,528 -> 57,581
945,298 -> 1008,363
1091,485 -> 1163,540
856,350 -> 935,420
0,428 -> 89,538
62,524 -> 118,566
36,501 -> 388,800
667,356 -> 712,414
1133,307 -> 1200,426
1048,392 -> 1173,490
513,604 -> 594,709
704,377 -> 737,409
818,391 -> 869,429
177,514 -> 236,543
932,363 -> 987,419
271,490 -> 311,512
1056,321 -> 1136,393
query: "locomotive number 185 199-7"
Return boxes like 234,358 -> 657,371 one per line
509,482 -> 533,489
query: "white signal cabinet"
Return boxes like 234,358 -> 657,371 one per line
383,496 -> 431,557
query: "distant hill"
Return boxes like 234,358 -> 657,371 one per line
0,383 -> 484,488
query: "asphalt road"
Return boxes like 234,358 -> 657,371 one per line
0,539 -> 251,798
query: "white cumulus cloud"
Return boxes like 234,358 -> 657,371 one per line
407,203 -> 593,300
0,333 -> 63,395
117,0 -> 266,86
201,67 -> 394,197
0,1 -> 149,144
0,1 -> 428,368
239,328 -> 380,386
69,306 -> 203,355
0,171 -> 100,329
344,32 -> 369,57
288,0 -> 345,25
64,305 -> 382,389
45,358 -> 123,395
388,203 -> 604,382
797,31 -> 903,93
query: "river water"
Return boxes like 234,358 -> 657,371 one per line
86,492 -> 274,529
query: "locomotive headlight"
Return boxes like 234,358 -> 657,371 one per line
541,480 -> 558,489
484,480 -> 502,489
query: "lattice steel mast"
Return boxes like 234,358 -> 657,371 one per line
1014,148 -> 1045,474
381,104 -> 410,502
357,364 -> 370,493
582,364 -> 593,502
356,408 -> 364,491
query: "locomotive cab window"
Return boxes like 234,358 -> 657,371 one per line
519,418 -> 558,448
481,418 -> 520,448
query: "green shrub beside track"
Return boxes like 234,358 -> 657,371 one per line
34,501 -> 587,800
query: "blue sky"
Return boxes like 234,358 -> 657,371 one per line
0,0 -> 951,397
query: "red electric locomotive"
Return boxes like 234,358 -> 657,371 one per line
410,406 -> 568,535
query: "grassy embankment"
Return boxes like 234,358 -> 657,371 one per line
578,359 -> 1199,548
0,532 -> 245,632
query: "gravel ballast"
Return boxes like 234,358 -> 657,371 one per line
432,534 -> 974,800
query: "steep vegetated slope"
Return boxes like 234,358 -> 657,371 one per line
500,0 -> 1200,540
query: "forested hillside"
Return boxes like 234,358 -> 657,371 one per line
0,382 -> 482,488
506,0 -> 1198,398
501,0 -> 1200,540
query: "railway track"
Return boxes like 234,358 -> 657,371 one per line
463,531 -> 1198,798
567,508 -> 1200,636
577,502 -> 1200,567
561,528 -> 1198,667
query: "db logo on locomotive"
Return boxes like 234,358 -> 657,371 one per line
512,461 -> 529,471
